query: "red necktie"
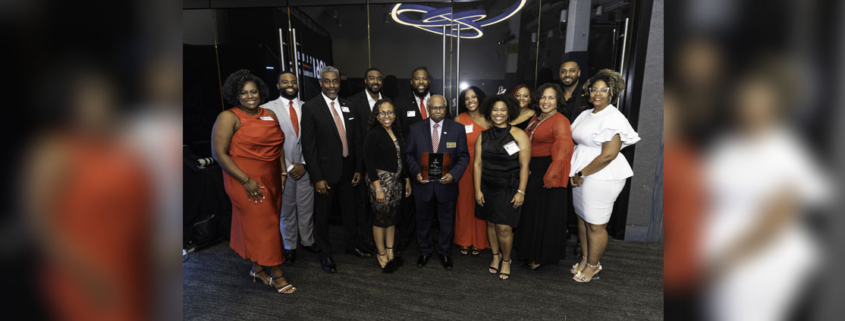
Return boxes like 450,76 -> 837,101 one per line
330,101 -> 349,157
289,100 -> 299,137
432,123 -> 439,153
419,97 -> 428,119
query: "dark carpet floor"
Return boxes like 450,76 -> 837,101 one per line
183,226 -> 664,320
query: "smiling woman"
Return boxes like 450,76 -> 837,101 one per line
211,69 -> 296,294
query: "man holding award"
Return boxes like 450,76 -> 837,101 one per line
404,95 -> 470,270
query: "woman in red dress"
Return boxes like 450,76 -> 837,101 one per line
453,86 -> 491,256
211,69 -> 295,294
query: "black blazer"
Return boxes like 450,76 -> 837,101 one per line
350,90 -> 375,145
300,95 -> 364,184
363,125 -> 406,182
395,91 -> 437,141
561,82 -> 589,122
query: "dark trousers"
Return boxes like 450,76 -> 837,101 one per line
397,194 -> 417,246
415,195 -> 455,257
354,182 -> 374,246
313,157 -> 358,257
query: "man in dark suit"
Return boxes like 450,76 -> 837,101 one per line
559,60 -> 590,122
300,66 -> 373,274
404,95 -> 469,270
393,66 -> 436,254
349,67 -> 385,253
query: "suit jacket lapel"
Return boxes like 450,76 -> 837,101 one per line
318,97 -> 342,141
276,98 -> 297,138
421,118 -> 433,153
340,100 -> 354,140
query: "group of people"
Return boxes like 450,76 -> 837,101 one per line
210,60 -> 640,294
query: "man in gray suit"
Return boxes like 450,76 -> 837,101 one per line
260,71 -> 318,266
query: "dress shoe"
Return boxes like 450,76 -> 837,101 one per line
416,254 -> 431,268
301,244 -> 319,253
361,241 -> 377,253
395,241 -> 408,255
345,247 -> 373,258
439,254 -> 453,270
321,257 -> 337,273
382,260 -> 396,274
283,249 -> 296,266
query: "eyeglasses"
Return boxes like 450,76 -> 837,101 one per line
378,110 -> 395,117
588,87 -> 611,94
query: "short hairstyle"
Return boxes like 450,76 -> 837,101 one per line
411,66 -> 429,78
222,69 -> 270,106
480,94 -> 520,123
535,83 -> 565,111
510,84 -> 537,112
457,86 -> 487,114
363,67 -> 382,79
560,60 -> 580,69
582,69 -> 626,104
367,99 -> 405,142
320,65 -> 340,79
277,71 -> 296,80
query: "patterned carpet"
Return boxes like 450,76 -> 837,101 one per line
183,226 -> 664,320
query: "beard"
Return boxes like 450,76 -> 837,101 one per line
366,85 -> 381,95
280,88 -> 298,100
413,87 -> 429,98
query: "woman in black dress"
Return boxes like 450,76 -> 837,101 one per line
364,99 -> 412,273
509,84 -> 536,129
474,95 -> 531,280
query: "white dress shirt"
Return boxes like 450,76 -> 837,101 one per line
365,91 -> 383,111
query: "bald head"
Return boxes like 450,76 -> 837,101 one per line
427,95 -> 448,122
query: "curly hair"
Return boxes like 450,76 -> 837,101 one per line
479,94 -> 520,123
510,84 -> 537,112
457,86 -> 486,115
222,69 -> 270,106
367,99 -> 405,142
582,69 -> 626,105
535,83 -> 565,112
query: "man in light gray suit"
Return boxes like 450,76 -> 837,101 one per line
260,71 -> 318,266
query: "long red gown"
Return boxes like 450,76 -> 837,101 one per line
223,107 -> 286,266
454,113 -> 490,250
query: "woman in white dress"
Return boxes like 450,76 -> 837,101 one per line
702,61 -> 828,321
569,69 -> 640,283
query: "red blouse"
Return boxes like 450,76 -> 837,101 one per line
525,113 -> 574,187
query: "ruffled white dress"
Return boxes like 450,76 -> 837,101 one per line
569,105 -> 640,224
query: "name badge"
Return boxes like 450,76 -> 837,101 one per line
503,141 -> 520,155
446,142 -> 457,148
260,116 -> 274,121
341,106 -> 350,113
465,124 -> 473,133
406,110 -> 416,117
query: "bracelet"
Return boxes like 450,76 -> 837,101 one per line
375,187 -> 384,194
281,172 -> 288,176
517,190 -> 525,195
241,177 -> 250,185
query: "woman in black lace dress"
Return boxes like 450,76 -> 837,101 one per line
364,99 -> 412,273
473,95 -> 531,280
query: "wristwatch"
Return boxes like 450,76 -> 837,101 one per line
576,171 -> 584,179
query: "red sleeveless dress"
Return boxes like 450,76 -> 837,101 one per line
224,107 -> 286,266
454,113 -> 490,250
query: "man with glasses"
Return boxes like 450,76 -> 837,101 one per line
559,60 -> 590,122
404,95 -> 469,270
301,66 -> 373,274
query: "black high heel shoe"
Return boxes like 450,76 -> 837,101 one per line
489,252 -> 502,274
377,252 -> 394,273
